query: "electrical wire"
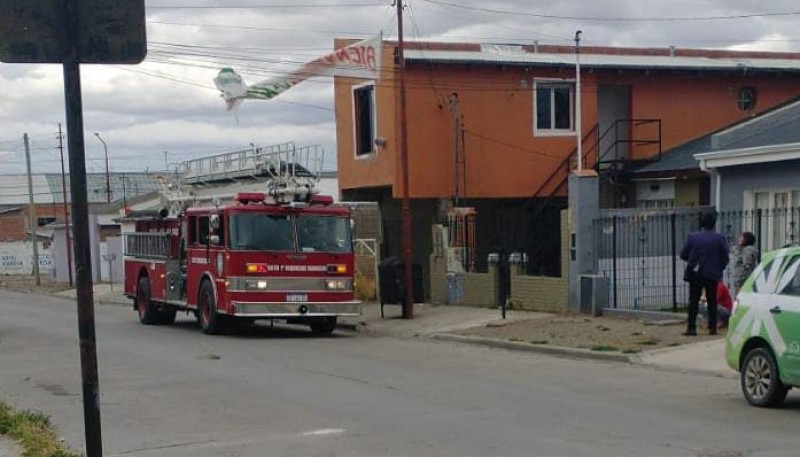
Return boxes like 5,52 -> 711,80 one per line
422,0 -> 800,22
148,2 -> 385,9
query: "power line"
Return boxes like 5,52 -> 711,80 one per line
463,129 -> 563,160
422,0 -> 800,22
148,2 -> 384,9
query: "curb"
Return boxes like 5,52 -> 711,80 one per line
629,357 -> 738,379
430,333 -> 634,363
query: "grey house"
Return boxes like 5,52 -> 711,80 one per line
695,98 -> 800,250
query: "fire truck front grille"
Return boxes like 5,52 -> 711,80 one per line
231,301 -> 361,317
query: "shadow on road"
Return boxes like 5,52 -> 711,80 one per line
161,316 -> 353,340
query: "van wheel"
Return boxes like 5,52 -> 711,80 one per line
309,317 -> 337,335
198,281 -> 224,335
137,277 -> 161,325
741,346 -> 788,407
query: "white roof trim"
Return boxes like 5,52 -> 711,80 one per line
404,49 -> 800,71
694,142 -> 800,169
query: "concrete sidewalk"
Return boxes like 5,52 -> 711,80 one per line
341,302 -> 547,337
635,338 -> 734,378
0,437 -> 21,457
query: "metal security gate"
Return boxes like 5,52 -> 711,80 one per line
353,238 -> 379,301
594,207 -> 800,311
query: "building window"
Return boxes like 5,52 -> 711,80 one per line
37,217 -> 56,227
353,84 -> 376,156
198,216 -> 209,245
747,189 -> 800,250
535,81 -> 574,134
737,87 -> 757,111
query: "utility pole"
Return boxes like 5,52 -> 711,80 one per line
447,92 -> 463,206
575,30 -> 583,171
396,0 -> 414,319
120,174 -> 127,214
93,132 -> 111,202
24,133 -> 41,285
163,151 -> 168,171
58,123 -> 74,286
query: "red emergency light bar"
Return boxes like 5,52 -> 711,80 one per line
235,192 -> 266,204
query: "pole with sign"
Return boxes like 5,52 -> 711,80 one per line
1,2 -> 146,456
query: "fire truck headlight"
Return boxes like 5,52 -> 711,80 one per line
325,279 -> 350,290
243,279 -> 268,290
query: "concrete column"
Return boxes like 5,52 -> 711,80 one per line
568,170 -> 600,312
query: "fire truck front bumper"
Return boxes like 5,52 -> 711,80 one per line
230,301 -> 362,318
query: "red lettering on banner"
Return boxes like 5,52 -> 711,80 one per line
366,46 -> 376,70
336,49 -> 351,63
349,47 -> 362,65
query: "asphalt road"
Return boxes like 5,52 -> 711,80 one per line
0,292 -> 798,457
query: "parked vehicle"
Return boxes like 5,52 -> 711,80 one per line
725,246 -> 800,406
123,144 -> 361,334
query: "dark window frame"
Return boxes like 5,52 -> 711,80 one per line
353,83 -> 376,156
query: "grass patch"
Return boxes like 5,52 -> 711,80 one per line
667,342 -> 682,347
596,326 -> 611,332
637,339 -> 660,346
622,349 -> 641,354
590,345 -> 619,352
630,331 -> 643,336
0,401 -> 80,457
528,340 -> 549,345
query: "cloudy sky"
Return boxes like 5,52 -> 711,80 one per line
1,0 -> 799,176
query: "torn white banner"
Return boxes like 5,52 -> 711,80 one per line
214,34 -> 382,111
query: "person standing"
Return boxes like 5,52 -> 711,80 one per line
680,212 -> 730,336
731,231 -> 759,297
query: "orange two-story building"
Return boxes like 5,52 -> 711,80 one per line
334,40 -> 800,295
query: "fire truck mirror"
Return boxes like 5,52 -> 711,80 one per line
209,235 -> 221,246
209,214 -> 221,230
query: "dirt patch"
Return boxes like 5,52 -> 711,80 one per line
0,275 -> 72,295
457,314 -> 723,353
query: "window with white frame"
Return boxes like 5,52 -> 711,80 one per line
535,81 -> 574,134
746,189 -> 800,250
353,83 -> 376,156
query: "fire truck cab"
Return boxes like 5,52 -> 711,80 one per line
123,143 -> 361,334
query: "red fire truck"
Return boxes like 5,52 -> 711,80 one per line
123,144 -> 361,334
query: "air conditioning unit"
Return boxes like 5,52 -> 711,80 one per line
580,274 -> 609,316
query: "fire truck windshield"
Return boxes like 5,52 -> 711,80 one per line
229,214 -> 294,251
297,216 -> 352,253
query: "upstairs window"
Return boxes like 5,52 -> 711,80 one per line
353,83 -> 376,156
535,81 -> 574,134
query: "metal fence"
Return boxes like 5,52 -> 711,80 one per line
594,207 -> 800,311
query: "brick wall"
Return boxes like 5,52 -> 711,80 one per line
429,254 -> 496,308
510,210 -> 569,312
0,204 -> 67,241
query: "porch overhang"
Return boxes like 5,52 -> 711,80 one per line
694,142 -> 800,171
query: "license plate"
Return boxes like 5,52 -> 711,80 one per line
286,293 -> 308,302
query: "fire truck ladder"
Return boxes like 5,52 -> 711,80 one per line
158,142 -> 326,215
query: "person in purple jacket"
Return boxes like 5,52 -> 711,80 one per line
680,212 -> 729,336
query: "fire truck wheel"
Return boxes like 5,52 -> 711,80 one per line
137,277 -> 161,325
309,317 -> 337,335
198,280 -> 225,334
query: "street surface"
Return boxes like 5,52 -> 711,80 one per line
0,292 -> 798,457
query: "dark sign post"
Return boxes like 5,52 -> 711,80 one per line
0,2 -> 146,456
